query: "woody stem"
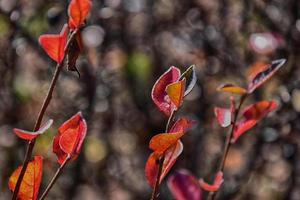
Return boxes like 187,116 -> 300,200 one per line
207,94 -> 247,200
12,30 -> 78,200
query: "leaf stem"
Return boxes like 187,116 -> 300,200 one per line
39,156 -> 71,200
150,110 -> 176,200
12,30 -> 78,200
207,94 -> 247,200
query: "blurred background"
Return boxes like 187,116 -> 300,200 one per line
0,0 -> 299,199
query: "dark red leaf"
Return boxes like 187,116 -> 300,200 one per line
168,169 -> 202,200
151,66 -> 181,116
247,59 -> 286,93
169,118 -> 197,133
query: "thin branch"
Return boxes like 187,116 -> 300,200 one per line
12,30 -> 78,200
207,94 -> 247,200
150,110 -> 176,200
39,156 -> 71,200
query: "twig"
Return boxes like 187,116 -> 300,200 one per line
12,30 -> 78,200
150,110 -> 175,200
39,156 -> 71,200
207,94 -> 247,200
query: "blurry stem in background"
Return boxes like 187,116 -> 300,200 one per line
207,94 -> 247,200
150,111 -> 175,200
39,156 -> 71,200
12,30 -> 78,200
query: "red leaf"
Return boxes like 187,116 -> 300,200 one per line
199,171 -> 223,192
149,132 -> 184,155
68,0 -> 92,30
151,66 -> 181,116
166,79 -> 186,109
39,24 -> 69,64
145,141 -> 183,187
214,107 -> 232,128
53,112 -> 87,164
168,169 -> 202,200
247,59 -> 286,93
9,156 -> 43,200
14,119 -> 53,141
232,101 -> 278,143
169,118 -> 197,133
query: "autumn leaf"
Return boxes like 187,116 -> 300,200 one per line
166,79 -> 186,109
53,112 -> 87,164
217,84 -> 247,95
68,0 -> 92,30
232,100 -> 278,143
199,171 -> 223,192
214,107 -> 232,128
39,24 -> 69,64
13,119 -> 53,141
168,169 -> 202,200
145,141 -> 183,187
151,66 -> 181,116
66,31 -> 83,77
247,59 -> 286,93
9,156 -> 43,200
179,65 -> 197,97
169,118 -> 197,133
149,132 -> 184,155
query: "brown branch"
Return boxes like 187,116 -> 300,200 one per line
11,30 -> 78,200
207,94 -> 247,200
39,156 -> 71,200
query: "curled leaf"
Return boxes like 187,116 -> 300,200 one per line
214,107 -> 231,127
39,24 -> 69,64
13,119 -> 53,141
232,100 -> 278,143
9,156 -> 43,200
151,66 -> 181,116
145,141 -> 183,187
180,65 -> 197,96
53,112 -> 87,164
247,59 -> 286,93
66,31 -> 83,77
68,0 -> 92,30
199,171 -> 223,192
168,169 -> 202,200
217,84 -> 247,95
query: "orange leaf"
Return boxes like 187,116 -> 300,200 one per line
166,79 -> 186,110
246,61 -> 268,82
68,0 -> 92,30
9,156 -> 43,200
247,59 -> 286,93
199,171 -> 223,192
232,100 -> 278,143
145,141 -> 183,187
53,112 -> 87,164
39,24 -> 69,64
217,84 -> 247,95
149,132 -> 184,155
14,119 -> 53,141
